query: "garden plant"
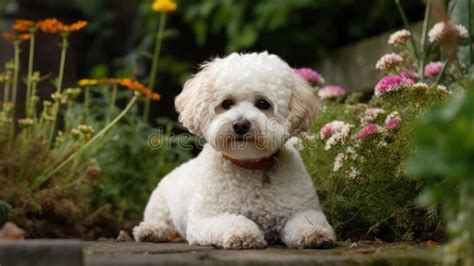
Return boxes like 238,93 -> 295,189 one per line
0,0 -> 473,264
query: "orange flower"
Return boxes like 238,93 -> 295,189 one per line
147,92 -> 161,101
59,20 -> 88,32
39,18 -> 87,34
2,32 -> 32,41
38,18 -> 62,33
78,78 -> 160,101
12,20 -> 37,32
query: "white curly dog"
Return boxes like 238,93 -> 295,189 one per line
133,52 -> 336,249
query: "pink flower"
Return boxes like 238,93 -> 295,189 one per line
360,108 -> 386,124
424,61 -> 444,77
356,123 -> 382,140
318,85 -> 346,99
384,111 -> 401,130
399,70 -> 418,81
374,75 -> 414,97
385,117 -> 401,130
388,29 -> 411,47
319,121 -> 354,150
375,53 -> 403,71
428,22 -> 468,43
294,68 -> 325,86
320,124 -> 334,139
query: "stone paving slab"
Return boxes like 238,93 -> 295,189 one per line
0,240 -> 82,266
83,241 -> 442,266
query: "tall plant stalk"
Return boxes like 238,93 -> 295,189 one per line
468,0 -> 473,66
419,1 -> 432,79
30,76 -> 38,118
84,87 -> 90,123
105,84 -> 118,124
395,0 -> 420,61
8,41 -> 21,148
435,59 -> 449,85
39,93 -> 139,185
143,13 -> 167,121
3,78 -> 10,103
25,33 -> 36,117
48,34 -> 69,145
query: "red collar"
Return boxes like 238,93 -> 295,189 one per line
222,152 -> 279,170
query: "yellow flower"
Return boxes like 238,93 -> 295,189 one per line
152,0 -> 177,13
78,79 -> 98,86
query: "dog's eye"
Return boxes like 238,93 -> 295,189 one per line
221,99 -> 234,110
255,99 -> 270,110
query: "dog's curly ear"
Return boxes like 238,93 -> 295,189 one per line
175,71 -> 212,136
288,74 -> 319,135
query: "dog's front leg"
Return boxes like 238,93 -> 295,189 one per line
281,209 -> 336,249
186,213 -> 267,249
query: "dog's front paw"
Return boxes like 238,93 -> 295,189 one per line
133,222 -> 174,243
286,226 -> 336,249
221,231 -> 267,249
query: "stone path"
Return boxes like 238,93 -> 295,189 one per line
83,241 -> 441,266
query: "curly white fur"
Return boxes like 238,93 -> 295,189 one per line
134,52 -> 336,249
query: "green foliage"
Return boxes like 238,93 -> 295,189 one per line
301,85 -> 450,241
64,88 -> 194,227
90,111 -> 194,224
0,200 -> 11,226
408,83 -> 474,264
180,0 -> 424,53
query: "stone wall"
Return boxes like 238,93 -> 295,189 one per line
316,22 -> 423,92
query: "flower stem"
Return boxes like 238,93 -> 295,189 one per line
395,0 -> 420,61
468,0 -> 473,66
143,13 -> 167,121
25,34 -> 36,117
31,80 -> 38,118
435,59 -> 449,85
39,93 -> 139,184
49,34 -> 69,145
419,1 -> 431,80
84,87 -> 90,123
56,34 -> 68,94
3,79 -> 10,103
8,41 -> 21,149
105,84 -> 117,124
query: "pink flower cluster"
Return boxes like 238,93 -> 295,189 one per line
424,61 -> 444,77
428,22 -> 468,43
388,29 -> 411,47
374,74 -> 414,97
294,68 -> 325,86
385,117 -> 401,130
384,111 -> 401,130
399,71 -> 418,81
375,53 -> 403,71
319,121 -> 353,150
318,85 -> 346,99
356,123 -> 382,140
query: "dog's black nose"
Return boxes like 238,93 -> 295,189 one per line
233,120 -> 251,135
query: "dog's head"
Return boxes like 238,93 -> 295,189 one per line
175,52 -> 318,160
